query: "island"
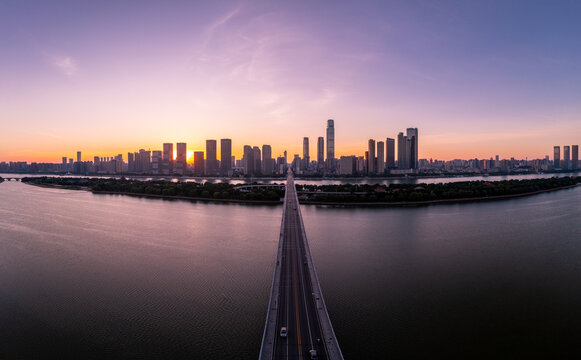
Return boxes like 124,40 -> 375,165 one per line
20,176 -> 580,207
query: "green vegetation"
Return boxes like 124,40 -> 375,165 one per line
21,177 -> 285,202
0,176 -> 4,183
296,177 -> 581,204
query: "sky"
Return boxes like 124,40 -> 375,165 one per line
1,0 -> 580,163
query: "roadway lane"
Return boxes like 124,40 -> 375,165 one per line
272,173 -> 328,360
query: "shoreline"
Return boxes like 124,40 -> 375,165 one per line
300,184 -> 579,207
24,182 -> 579,207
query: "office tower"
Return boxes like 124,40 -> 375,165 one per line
127,152 -> 135,172
284,150 -> 287,163
554,146 -> 560,168
572,145 -> 579,170
386,138 -> 395,168
61,157 -> 67,165
303,137 -> 310,170
326,119 -> 335,170
193,152 -> 205,175
205,140 -> 217,176
317,137 -> 324,166
339,156 -> 356,175
162,143 -> 173,175
243,145 -> 254,175
397,132 -> 407,169
563,146 -> 570,170
77,151 -> 81,162
151,150 -> 162,174
406,128 -> 418,169
377,141 -> 385,174
93,156 -> 100,172
220,139 -> 232,176
138,149 -> 151,173
367,139 -> 376,174
253,146 -> 261,175
262,144 -> 272,175
175,142 -> 187,175
292,154 -> 301,171
115,154 -> 123,173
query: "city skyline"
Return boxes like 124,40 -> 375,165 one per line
2,1 -> 581,162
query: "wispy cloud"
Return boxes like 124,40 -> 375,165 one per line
50,55 -> 78,76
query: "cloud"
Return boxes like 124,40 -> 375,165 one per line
50,55 -> 78,76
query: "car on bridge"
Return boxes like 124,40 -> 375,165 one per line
309,349 -> 318,359
279,327 -> 287,338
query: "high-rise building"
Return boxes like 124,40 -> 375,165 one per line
377,141 -> 385,174
339,156 -> 356,175
205,140 -> 217,176
303,137 -> 310,170
193,151 -> 205,175
243,145 -> 254,175
386,138 -> 395,168
572,145 -> 579,170
262,144 -> 272,175
554,146 -> 560,169
406,128 -> 418,169
317,137 -> 324,166
127,152 -> 135,172
397,132 -> 407,169
220,139 -> 232,176
162,143 -> 173,175
77,151 -> 82,162
563,146 -> 570,170
175,142 -> 187,175
253,146 -> 261,175
367,139 -> 376,174
326,119 -> 335,170
151,150 -> 162,174
138,149 -> 151,173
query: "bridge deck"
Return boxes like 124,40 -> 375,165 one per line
260,172 -> 343,360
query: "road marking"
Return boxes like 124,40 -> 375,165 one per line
291,206 -> 303,360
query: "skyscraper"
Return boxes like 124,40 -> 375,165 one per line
77,151 -> 81,162
220,139 -> 232,176
386,138 -> 395,168
554,146 -> 560,168
162,143 -> 173,175
377,141 -> 385,174
151,150 -> 162,174
262,144 -> 272,175
563,146 -> 571,170
205,140 -> 217,176
397,132 -> 407,169
253,146 -> 261,175
193,151 -> 205,175
175,142 -> 187,175
572,145 -> 579,170
406,128 -> 418,169
303,137 -> 310,170
326,119 -> 335,170
367,139 -> 376,174
317,137 -> 324,166
243,145 -> 254,175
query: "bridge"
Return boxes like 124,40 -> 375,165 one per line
259,171 -> 343,360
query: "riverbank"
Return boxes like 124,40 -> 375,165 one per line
300,183 -> 579,207
25,183 -> 282,205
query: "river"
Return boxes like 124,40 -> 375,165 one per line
1,179 -> 580,358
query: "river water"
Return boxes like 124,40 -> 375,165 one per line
1,179 -> 580,358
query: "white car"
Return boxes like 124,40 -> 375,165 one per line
280,327 -> 287,338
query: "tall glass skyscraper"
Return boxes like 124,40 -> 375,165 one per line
220,139 -> 232,176
326,119 -> 335,170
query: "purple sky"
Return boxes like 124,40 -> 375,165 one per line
1,0 -> 580,162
